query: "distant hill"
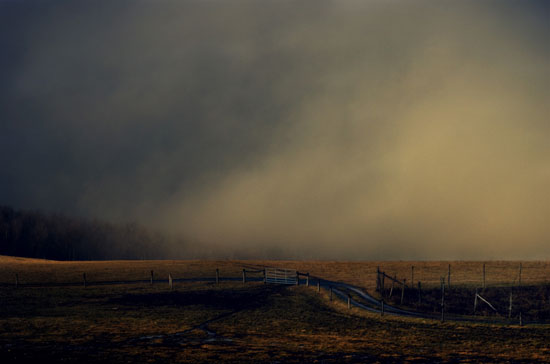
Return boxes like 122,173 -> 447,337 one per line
0,205 -> 180,260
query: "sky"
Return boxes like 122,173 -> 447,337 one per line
1,0 -> 549,260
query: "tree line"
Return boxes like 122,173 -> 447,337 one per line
0,205 -> 183,260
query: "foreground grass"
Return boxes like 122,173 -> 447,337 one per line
1,256 -> 549,363
1,282 -> 550,363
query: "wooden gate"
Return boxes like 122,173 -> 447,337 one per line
265,268 -> 297,285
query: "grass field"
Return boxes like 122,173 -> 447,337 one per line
2,256 -> 549,288
1,256 -> 549,363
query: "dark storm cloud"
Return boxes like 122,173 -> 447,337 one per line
1,0 -> 549,259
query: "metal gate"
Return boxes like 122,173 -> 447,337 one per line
265,267 -> 297,285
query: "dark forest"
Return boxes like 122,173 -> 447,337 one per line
0,205 -> 181,260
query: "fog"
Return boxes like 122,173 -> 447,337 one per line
1,0 -> 549,259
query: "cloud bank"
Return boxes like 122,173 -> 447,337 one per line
1,0 -> 549,259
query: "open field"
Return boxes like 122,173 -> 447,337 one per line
2,256 -> 549,289
1,256 -> 550,363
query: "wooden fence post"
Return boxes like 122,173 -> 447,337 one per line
381,300 -> 384,316
448,264 -> 451,289
15,273 -> 18,288
401,278 -> 406,305
83,273 -> 87,288
150,270 -> 154,285
508,291 -> 512,318
330,286 -> 333,301
441,277 -> 445,322
242,269 -> 246,284
417,281 -> 422,304
347,294 -> 351,309
263,269 -> 266,284
169,273 -> 173,290
389,275 -> 395,298
483,263 -> 486,289
306,273 -> 309,287
381,272 -> 385,295
474,288 -> 478,313
317,280 -> 321,293
216,269 -> 219,285
296,272 -> 299,286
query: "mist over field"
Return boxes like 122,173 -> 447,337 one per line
1,0 -> 549,260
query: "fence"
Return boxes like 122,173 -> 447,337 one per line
375,262 -> 550,324
376,268 -> 407,304
3,267 -> 293,288
265,268 -> 297,285
375,262 -> 550,292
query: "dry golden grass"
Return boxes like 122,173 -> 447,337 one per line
1,256 -> 550,363
0,255 -> 246,284
2,256 -> 548,290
